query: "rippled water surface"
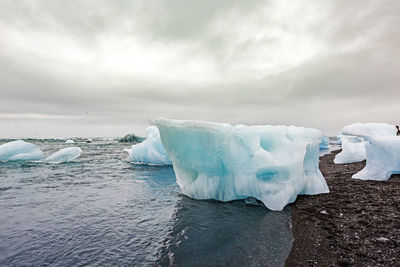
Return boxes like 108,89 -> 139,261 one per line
0,139 -> 292,266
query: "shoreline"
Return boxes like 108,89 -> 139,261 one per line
285,150 -> 400,266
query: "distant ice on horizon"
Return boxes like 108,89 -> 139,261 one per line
320,135 -> 330,149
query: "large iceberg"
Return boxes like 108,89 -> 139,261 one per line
44,147 -> 82,163
0,140 -> 45,162
353,137 -> 400,180
334,123 -> 396,164
124,126 -> 171,165
153,118 -> 329,211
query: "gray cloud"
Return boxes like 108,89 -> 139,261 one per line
0,0 -> 399,137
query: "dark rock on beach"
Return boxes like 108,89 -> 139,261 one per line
286,150 -> 400,266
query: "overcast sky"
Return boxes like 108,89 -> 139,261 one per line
0,0 -> 399,137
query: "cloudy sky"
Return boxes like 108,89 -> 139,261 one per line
0,0 -> 399,137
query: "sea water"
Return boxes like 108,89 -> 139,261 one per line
0,139 -> 292,266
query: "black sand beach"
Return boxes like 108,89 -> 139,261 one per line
286,150 -> 400,266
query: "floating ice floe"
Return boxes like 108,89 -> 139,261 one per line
0,140 -> 45,162
153,118 -> 329,211
0,140 -> 82,163
44,147 -> 82,164
124,126 -> 171,165
334,123 -> 396,164
65,139 -> 75,144
353,137 -> 400,180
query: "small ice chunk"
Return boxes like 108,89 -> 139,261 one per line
320,135 -> 330,149
65,139 -> 75,144
44,147 -> 82,163
319,135 -> 332,156
320,210 -> 328,215
244,197 -> 260,206
0,140 -> 44,162
124,126 -> 171,165
376,237 -> 389,243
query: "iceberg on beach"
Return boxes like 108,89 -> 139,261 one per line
0,140 -> 45,162
44,147 -> 82,163
334,137 -> 366,164
353,137 -> 400,181
65,139 -> 75,144
334,123 -> 396,164
153,118 -> 329,211
124,126 -> 171,165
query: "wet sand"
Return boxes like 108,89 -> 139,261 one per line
285,150 -> 400,266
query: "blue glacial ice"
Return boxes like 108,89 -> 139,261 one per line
319,135 -> 336,157
334,133 -> 343,145
124,126 -> 171,165
334,123 -> 396,164
153,118 -> 329,211
320,135 -> 330,149
44,147 -> 82,163
0,140 -> 45,162
353,137 -> 400,181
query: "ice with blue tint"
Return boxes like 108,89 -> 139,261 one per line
0,140 -> 45,162
44,147 -> 82,163
65,139 -> 75,144
124,126 -> 171,165
154,118 -> 329,211
320,135 -> 330,149
335,133 -> 343,145
353,137 -> 400,180
319,136 -> 339,157
334,123 -> 396,164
